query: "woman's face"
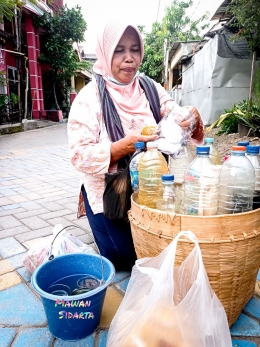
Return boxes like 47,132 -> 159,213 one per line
111,27 -> 142,84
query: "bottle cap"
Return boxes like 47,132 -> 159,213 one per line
134,142 -> 145,149
204,138 -> 214,143
146,141 -> 158,149
237,141 -> 250,147
232,146 -> 246,151
246,145 -> 260,154
196,146 -> 210,155
161,174 -> 174,181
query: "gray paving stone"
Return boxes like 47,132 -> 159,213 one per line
78,234 -> 94,244
0,197 -> 14,206
34,196 -> 61,204
39,201 -> 64,212
19,201 -> 42,210
20,216 -> 50,229
0,237 -> 26,257
2,204 -> 20,211
39,209 -> 74,220
16,227 -> 52,243
47,217 -> 74,227
7,252 -> 27,269
72,218 -> 91,232
17,267 -> 32,282
0,225 -> 30,239
0,189 -> 17,196
115,277 -> 130,293
63,213 -> 77,221
15,208 -> 49,220
0,216 -> 21,229
12,328 -> 53,347
0,208 -> 25,217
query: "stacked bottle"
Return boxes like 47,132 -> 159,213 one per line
156,174 -> 175,212
246,145 -> 260,210
129,142 -> 146,192
204,138 -> 220,165
183,146 -> 220,216
238,141 -> 250,147
168,143 -> 194,183
218,146 -> 255,214
138,141 -> 168,208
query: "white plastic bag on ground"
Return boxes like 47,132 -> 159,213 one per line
107,230 -> 232,347
23,224 -> 96,273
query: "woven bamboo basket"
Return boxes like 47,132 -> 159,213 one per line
129,194 -> 260,327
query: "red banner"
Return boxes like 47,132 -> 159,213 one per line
0,48 -> 6,72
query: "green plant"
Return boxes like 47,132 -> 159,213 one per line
35,5 -> 89,110
10,92 -> 18,105
207,100 -> 260,135
139,0 -> 208,83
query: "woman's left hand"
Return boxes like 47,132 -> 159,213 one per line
182,105 -> 204,144
178,105 -> 200,131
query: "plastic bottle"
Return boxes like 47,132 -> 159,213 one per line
156,174 -> 175,212
246,145 -> 260,210
168,144 -> 194,183
129,142 -> 146,192
183,146 -> 220,216
174,181 -> 184,214
204,138 -> 221,165
238,141 -> 250,147
218,146 -> 255,215
138,141 -> 168,208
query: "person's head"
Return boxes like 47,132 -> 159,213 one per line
94,20 -> 144,84
111,26 -> 141,84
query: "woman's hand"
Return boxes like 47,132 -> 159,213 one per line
182,105 -> 204,144
110,129 -> 158,165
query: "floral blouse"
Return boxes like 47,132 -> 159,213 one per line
67,77 -> 204,217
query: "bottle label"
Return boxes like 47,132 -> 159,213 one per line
130,170 -> 139,192
184,168 -> 200,182
163,189 -> 174,200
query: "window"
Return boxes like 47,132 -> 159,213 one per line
7,66 -> 18,96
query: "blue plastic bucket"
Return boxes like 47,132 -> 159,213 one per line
31,252 -> 115,341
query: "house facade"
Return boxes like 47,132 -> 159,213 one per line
0,0 -> 64,125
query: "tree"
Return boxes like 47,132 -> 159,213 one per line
35,5 -> 90,110
139,22 -> 165,83
139,0 -> 208,84
0,0 -> 37,22
229,0 -> 260,111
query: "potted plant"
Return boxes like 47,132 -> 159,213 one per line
207,100 -> 260,136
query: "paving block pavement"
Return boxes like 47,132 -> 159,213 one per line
0,125 -> 260,346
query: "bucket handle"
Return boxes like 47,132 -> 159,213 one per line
48,225 -> 105,285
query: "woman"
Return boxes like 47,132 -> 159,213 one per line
68,20 -> 204,271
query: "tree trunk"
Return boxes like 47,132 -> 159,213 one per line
53,81 -> 60,110
248,50 -> 257,113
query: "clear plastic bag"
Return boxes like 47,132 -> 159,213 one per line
156,105 -> 197,158
107,230 -> 232,347
23,224 -> 96,273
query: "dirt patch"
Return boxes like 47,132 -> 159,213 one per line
201,128 -> 260,163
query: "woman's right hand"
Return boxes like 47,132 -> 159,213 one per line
110,129 -> 158,165
123,129 -> 158,153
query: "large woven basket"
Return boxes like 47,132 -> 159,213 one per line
129,194 -> 260,327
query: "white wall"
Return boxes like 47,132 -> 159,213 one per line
182,35 -> 256,125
